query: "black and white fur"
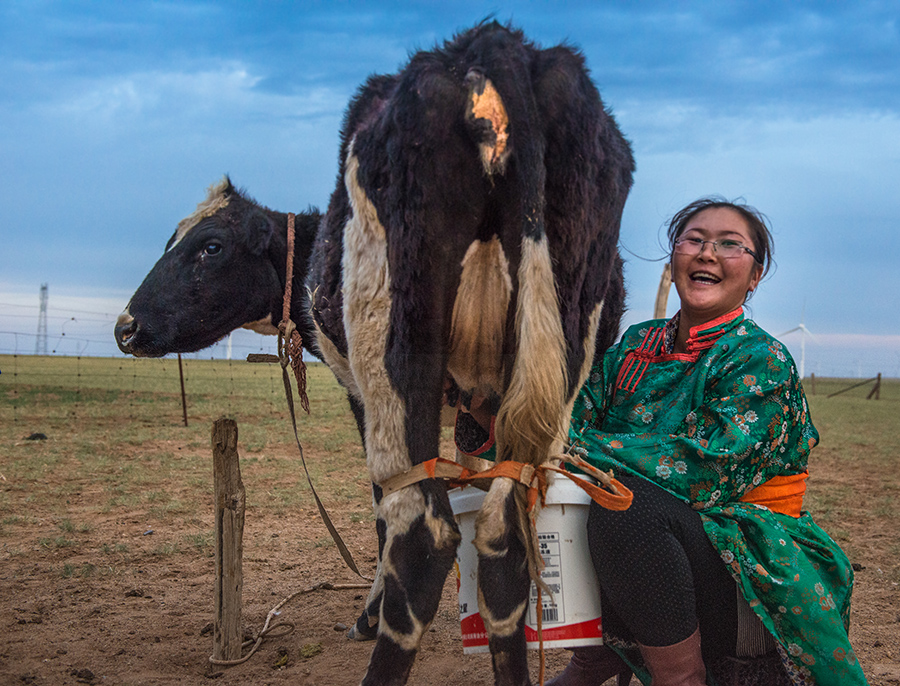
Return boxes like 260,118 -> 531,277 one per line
308,21 -> 633,686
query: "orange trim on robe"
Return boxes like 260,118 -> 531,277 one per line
739,470 -> 808,517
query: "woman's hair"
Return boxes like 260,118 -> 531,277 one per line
666,196 -> 775,279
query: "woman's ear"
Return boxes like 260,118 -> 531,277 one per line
749,264 -> 763,293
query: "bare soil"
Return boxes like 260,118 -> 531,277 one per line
1,436 -> 898,686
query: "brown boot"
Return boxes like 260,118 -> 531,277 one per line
545,645 -> 633,685
638,628 -> 707,686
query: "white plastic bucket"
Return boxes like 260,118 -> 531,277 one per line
449,472 -> 603,654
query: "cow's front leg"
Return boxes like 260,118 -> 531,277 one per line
362,480 -> 460,685
475,477 -> 533,686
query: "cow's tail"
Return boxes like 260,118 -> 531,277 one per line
466,63 -> 569,588
500,231 -> 569,589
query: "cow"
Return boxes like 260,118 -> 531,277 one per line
308,20 -> 633,686
113,177 -> 393,642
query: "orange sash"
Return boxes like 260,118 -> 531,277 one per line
739,471 -> 808,517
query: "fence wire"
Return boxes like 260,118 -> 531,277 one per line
0,352 -> 288,429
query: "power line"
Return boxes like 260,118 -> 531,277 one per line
0,301 -> 123,318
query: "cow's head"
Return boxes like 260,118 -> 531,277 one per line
115,177 -> 284,357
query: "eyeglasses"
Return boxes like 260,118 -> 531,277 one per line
673,237 -> 762,263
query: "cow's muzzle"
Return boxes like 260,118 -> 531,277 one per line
115,312 -> 138,354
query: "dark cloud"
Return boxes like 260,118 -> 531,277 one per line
4,2 -> 896,115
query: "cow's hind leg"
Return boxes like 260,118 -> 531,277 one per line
475,477 -> 533,686
342,144 -> 461,684
349,486 -> 386,641
362,323 -> 461,682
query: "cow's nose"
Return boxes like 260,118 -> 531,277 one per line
115,313 -> 138,353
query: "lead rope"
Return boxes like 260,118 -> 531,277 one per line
279,213 -> 369,580
537,585 -> 546,684
208,581 -> 371,667
279,212 -> 309,412
250,213 -> 370,582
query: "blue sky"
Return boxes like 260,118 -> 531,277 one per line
1,1 -> 899,376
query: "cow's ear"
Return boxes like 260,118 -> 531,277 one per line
243,211 -> 274,256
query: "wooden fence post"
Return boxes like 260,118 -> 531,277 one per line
178,353 -> 188,427
212,418 -> 245,663
809,373 -> 816,395
654,263 -> 672,320
867,373 -> 882,400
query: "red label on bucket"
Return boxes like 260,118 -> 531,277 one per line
525,617 -> 602,644
460,612 -> 602,653
461,613 -> 490,651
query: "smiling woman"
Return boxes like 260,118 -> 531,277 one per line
666,198 -> 772,352
542,198 -> 869,686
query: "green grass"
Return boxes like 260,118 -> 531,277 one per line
40,536 -> 77,549
184,531 -> 215,556
99,542 -> 129,555
801,379 -> 900,573
0,355 -> 369,584
1,354 -> 896,583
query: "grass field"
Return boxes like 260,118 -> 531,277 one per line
1,354 -> 899,684
3,354 -> 897,527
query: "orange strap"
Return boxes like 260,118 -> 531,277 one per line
541,464 -> 633,512
378,456 -> 633,512
739,470 -> 808,517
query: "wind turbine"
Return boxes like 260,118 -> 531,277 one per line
780,306 -> 816,379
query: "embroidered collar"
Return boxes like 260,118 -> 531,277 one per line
616,308 -> 744,392
679,307 -> 744,355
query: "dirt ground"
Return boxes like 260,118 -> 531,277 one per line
1,438 -> 899,686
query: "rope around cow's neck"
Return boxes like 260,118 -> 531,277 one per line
279,212 -> 310,413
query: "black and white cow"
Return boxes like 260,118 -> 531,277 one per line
309,21 -> 633,686
114,177 -> 387,641
116,178 -> 321,359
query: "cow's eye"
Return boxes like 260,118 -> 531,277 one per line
204,241 -> 222,256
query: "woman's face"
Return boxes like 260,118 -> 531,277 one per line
672,207 -> 763,326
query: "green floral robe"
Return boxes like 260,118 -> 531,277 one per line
569,309 -> 867,686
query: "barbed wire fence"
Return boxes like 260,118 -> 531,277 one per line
1,329 -> 295,429
2,290 -> 899,436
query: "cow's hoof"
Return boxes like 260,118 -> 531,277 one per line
347,612 -> 378,641
347,624 -> 377,642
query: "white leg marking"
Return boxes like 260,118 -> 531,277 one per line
376,489 -> 458,649
341,143 -> 410,485
474,479 -> 528,639
477,592 -> 528,639
474,477 -> 516,560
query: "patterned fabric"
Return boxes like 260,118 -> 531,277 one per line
569,308 -> 868,686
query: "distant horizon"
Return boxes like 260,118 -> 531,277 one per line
2,285 -> 897,379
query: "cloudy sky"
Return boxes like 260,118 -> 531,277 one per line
1,1 -> 898,376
